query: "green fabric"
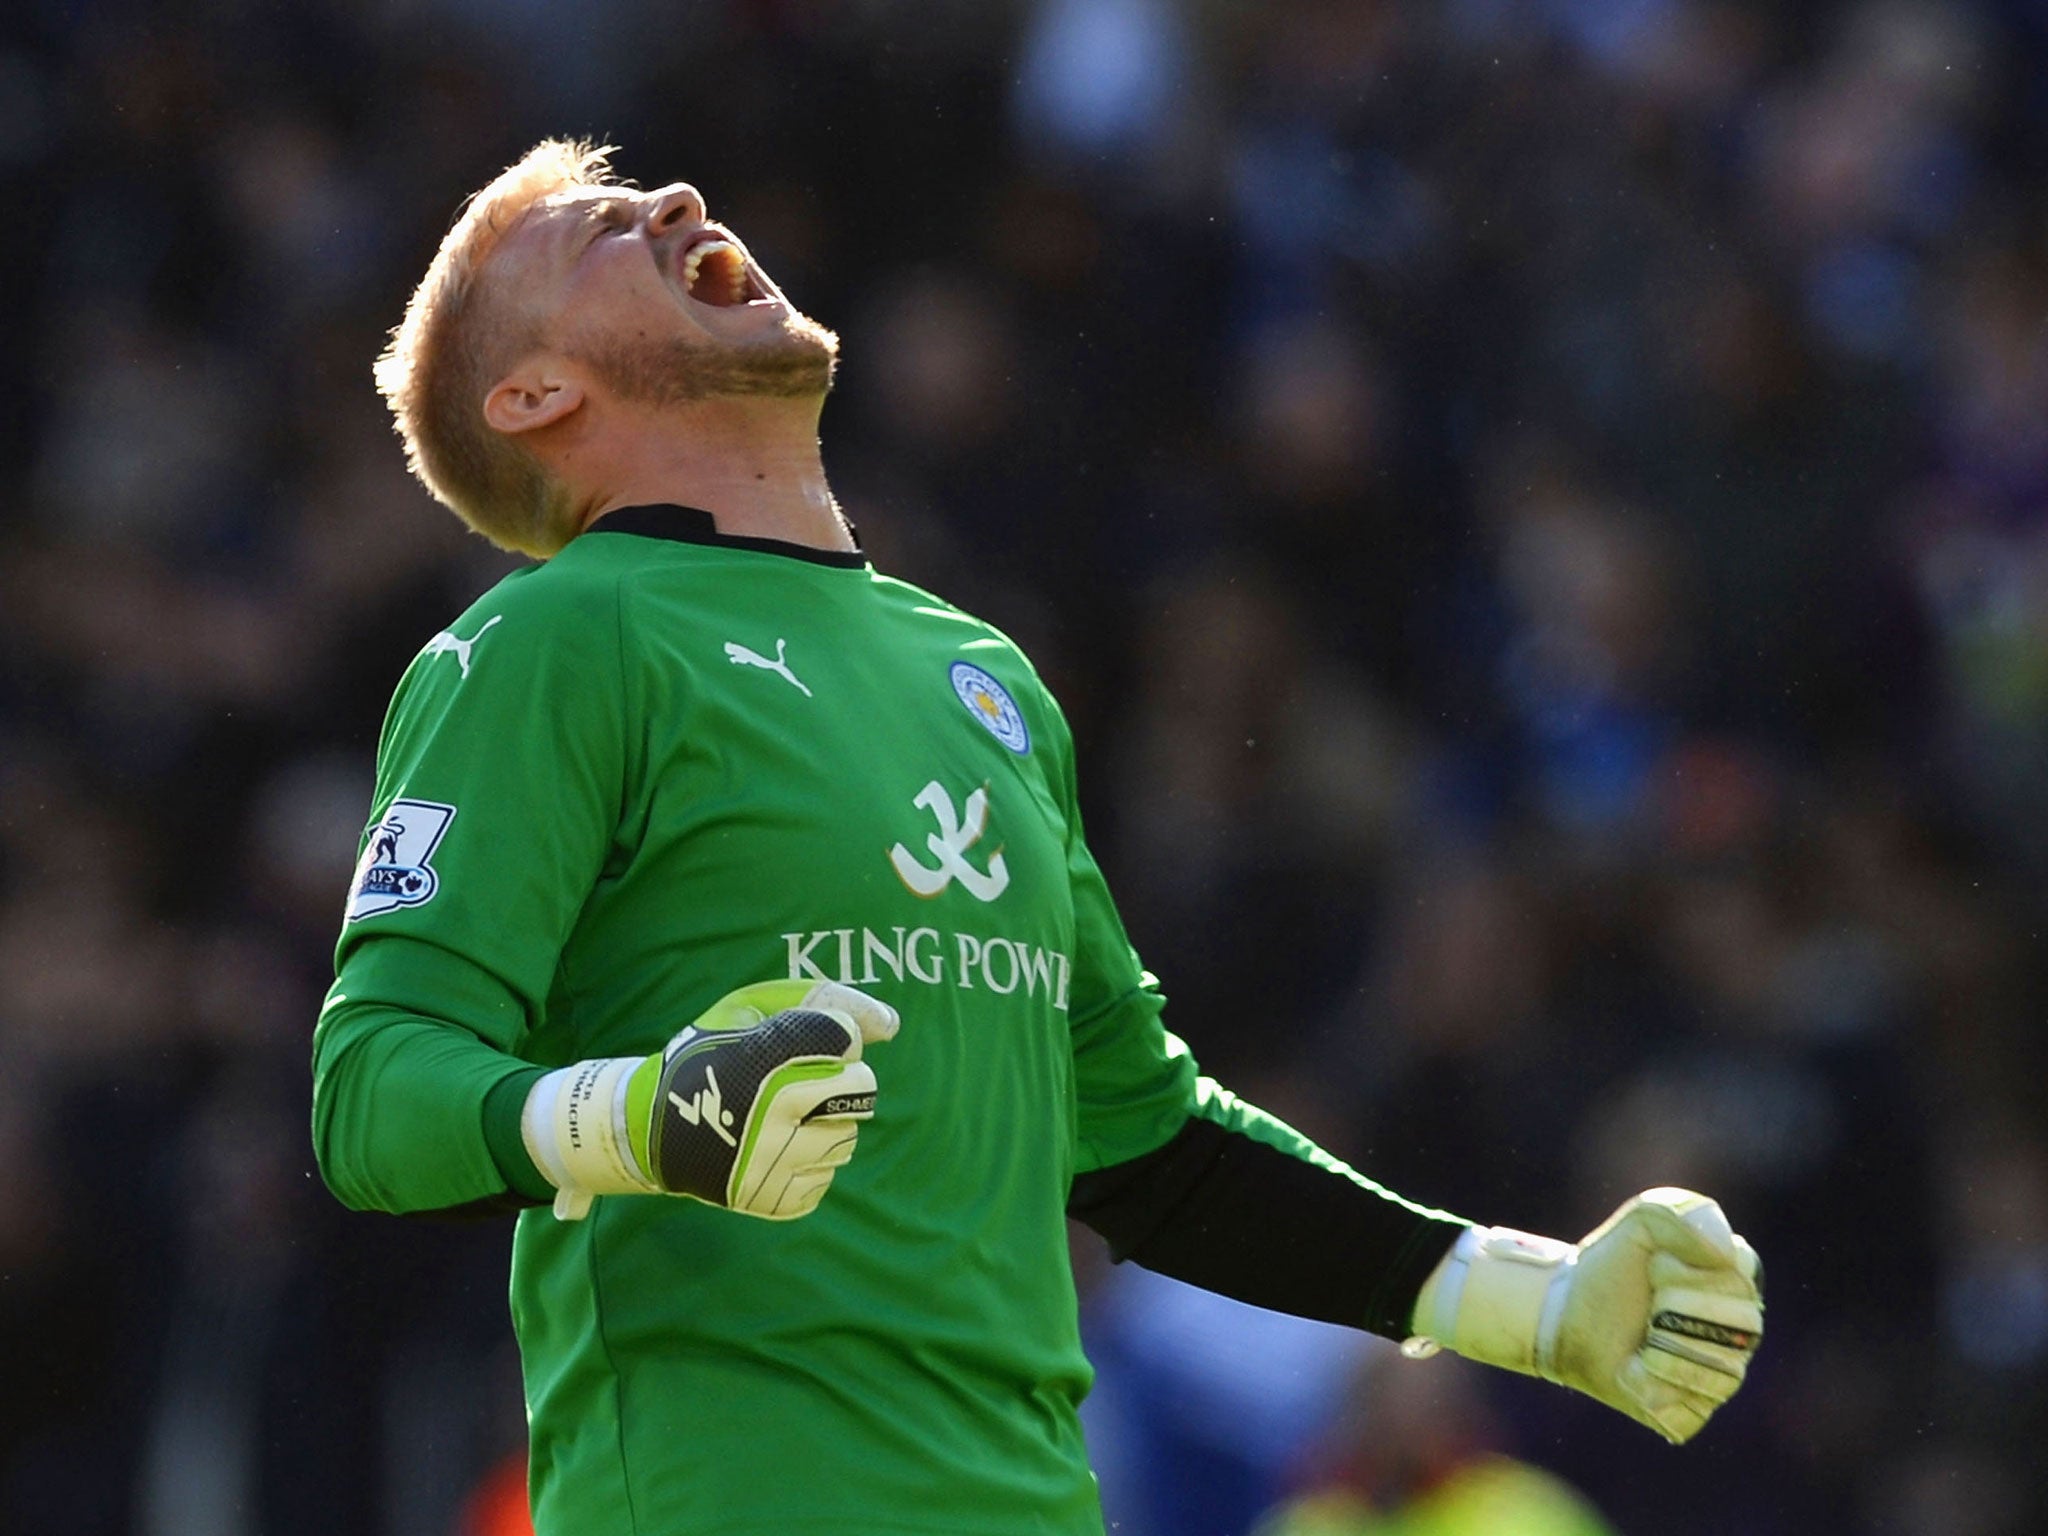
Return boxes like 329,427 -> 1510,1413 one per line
311,527 -> 1211,1535
313,949 -> 546,1212
483,1068 -> 551,1202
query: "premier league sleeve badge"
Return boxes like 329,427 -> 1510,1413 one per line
345,799 -> 457,921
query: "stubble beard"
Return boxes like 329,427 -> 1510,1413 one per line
570,309 -> 840,406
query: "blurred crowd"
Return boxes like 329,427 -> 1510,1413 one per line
4,1 -> 2048,1532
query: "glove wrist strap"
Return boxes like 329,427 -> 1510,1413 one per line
522,1057 -> 660,1221
1421,1224 -> 1577,1380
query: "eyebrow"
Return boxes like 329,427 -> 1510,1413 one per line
526,193 -> 611,240
530,197 -> 605,272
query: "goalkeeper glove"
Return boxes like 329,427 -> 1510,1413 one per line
521,979 -> 899,1222
1405,1187 -> 1764,1444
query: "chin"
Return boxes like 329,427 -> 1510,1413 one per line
768,310 -> 840,395
578,315 -> 839,404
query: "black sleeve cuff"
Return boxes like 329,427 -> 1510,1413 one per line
1068,1116 -> 1466,1340
482,1067 -> 555,1203
404,1189 -> 548,1221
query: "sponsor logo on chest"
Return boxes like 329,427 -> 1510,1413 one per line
782,925 -> 1071,1011
889,781 -> 1009,902
784,772 -> 1067,1004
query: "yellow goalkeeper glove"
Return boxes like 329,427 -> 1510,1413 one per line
1406,1187 -> 1764,1444
521,980 -> 898,1222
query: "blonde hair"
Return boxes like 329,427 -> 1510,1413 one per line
374,139 -> 619,557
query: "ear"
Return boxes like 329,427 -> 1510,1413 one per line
483,359 -> 586,437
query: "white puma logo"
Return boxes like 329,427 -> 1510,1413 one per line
422,614 -> 502,678
723,638 -> 812,697
670,1065 -> 739,1147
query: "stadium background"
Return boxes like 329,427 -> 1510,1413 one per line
3,0 -> 2047,1532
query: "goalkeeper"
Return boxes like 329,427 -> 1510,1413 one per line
312,141 -> 1763,1536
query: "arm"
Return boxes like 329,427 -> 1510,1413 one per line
313,939 -> 550,1215
1072,1102 -> 1764,1443
310,570 -> 624,1215
1042,688 -> 1463,1336
1068,1079 -> 1464,1339
311,572 -> 897,1224
1048,692 -> 1762,1441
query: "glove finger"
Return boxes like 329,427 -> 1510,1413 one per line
759,1168 -> 835,1220
1649,1264 -> 1764,1351
1643,1298 -> 1759,1397
798,1060 -> 878,1122
1631,1190 -> 1749,1272
1734,1232 -> 1763,1289
735,1114 -> 860,1212
1594,1357 -> 1684,1443
742,1060 -> 875,1144
1649,1273 -> 1765,1330
1618,1356 -> 1723,1445
1647,1391 -> 1716,1446
809,1126 -> 860,1170
1640,1339 -> 1749,1399
769,1121 -> 861,1181
804,982 -> 901,1046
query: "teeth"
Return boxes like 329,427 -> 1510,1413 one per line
682,239 -> 739,298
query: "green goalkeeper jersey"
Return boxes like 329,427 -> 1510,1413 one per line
313,506 -> 1330,1535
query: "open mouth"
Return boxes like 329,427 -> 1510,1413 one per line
680,232 -> 765,308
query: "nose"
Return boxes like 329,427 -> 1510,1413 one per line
645,183 -> 706,235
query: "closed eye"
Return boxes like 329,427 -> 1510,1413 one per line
584,199 -> 633,242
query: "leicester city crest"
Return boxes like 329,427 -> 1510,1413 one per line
950,661 -> 1030,754
346,799 -> 457,921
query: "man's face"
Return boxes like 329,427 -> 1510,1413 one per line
493,181 -> 838,406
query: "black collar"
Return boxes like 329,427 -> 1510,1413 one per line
583,504 -> 866,569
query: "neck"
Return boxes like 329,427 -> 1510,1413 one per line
567,393 -> 852,552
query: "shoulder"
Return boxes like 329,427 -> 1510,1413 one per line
866,570 -> 1045,678
384,556 -> 625,720
476,543 -> 625,628
866,570 -> 1004,635
436,552 -> 625,658
866,570 -> 1076,764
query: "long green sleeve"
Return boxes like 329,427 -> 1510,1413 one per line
311,558 -> 625,1213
